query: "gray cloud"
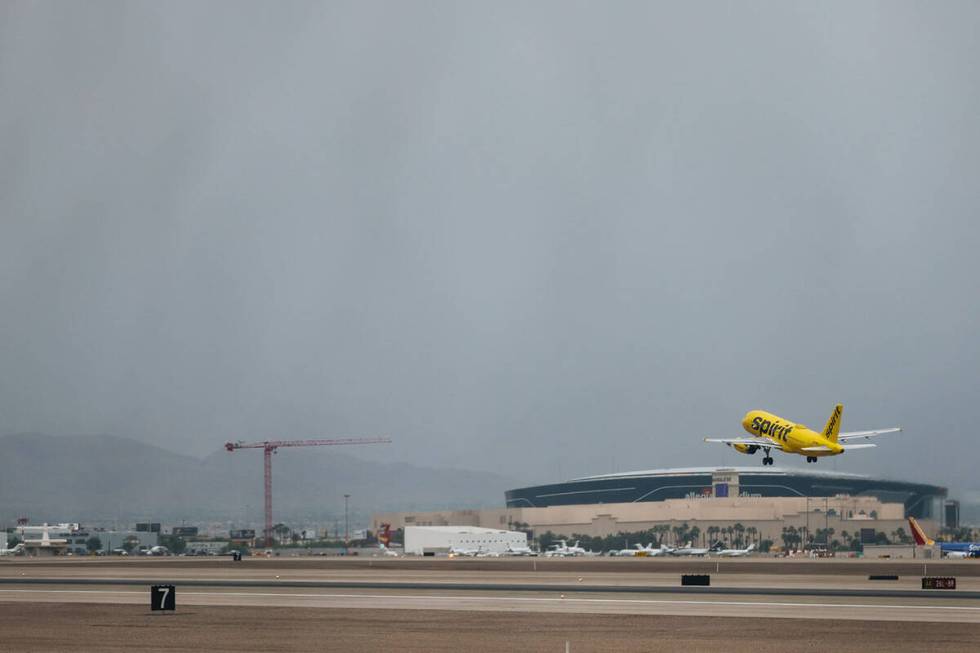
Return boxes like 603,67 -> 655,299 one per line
2,1 -> 979,495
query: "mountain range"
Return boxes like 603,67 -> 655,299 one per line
0,433 -> 524,526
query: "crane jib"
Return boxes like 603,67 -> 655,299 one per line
225,437 -> 392,450
223,436 -> 391,547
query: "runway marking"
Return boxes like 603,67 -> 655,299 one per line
2,588 -> 980,612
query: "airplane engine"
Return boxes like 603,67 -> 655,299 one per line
732,443 -> 759,455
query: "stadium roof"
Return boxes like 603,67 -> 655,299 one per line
571,466 -> 871,482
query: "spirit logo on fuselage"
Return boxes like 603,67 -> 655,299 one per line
750,416 -> 793,442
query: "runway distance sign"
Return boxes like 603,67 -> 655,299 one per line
150,584 -> 176,611
921,577 -> 956,590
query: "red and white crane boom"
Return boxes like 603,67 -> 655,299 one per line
225,437 -> 391,547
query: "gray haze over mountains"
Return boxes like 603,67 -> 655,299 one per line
2,2 -> 980,517
0,433 -> 519,523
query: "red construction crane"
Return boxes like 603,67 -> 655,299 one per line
225,437 -> 391,547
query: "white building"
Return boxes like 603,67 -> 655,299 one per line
88,530 -> 159,554
16,524 -> 78,539
404,526 -> 527,555
185,540 -> 230,555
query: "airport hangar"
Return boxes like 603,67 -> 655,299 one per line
374,467 -> 948,545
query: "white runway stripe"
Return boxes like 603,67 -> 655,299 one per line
2,588 -> 979,612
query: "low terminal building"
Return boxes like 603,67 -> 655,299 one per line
14,524 -> 159,555
374,467 -> 947,549
404,526 -> 527,555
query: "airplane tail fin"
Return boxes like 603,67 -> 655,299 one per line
907,517 -> 934,546
378,523 -> 392,547
823,404 -> 844,442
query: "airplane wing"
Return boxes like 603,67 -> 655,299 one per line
703,437 -> 785,450
837,428 -> 901,441
801,443 -> 877,451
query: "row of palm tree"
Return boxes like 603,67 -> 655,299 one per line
536,522 -> 767,553
779,525 -> 913,551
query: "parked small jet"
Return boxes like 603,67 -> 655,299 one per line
613,543 -> 648,557
712,542 -> 757,557
908,517 -> 980,558
546,540 -> 588,557
670,542 -> 711,557
377,543 -> 399,557
615,543 -> 673,557
23,530 -> 68,548
0,543 -> 25,556
705,404 -> 901,465
645,543 -> 673,557
448,545 -> 483,557
502,544 -> 537,556
613,544 -> 640,557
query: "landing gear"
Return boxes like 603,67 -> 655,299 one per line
806,456 -> 818,463
762,447 -> 774,466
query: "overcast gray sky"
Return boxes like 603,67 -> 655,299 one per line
2,1 -> 979,493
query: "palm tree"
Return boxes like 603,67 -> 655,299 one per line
892,528 -> 910,544
746,526 -> 758,546
781,526 -> 801,551
707,525 -> 720,547
673,523 -> 691,546
733,523 -> 745,547
825,528 -> 836,548
689,526 -> 701,547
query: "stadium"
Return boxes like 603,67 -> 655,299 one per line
374,467 -> 949,545
505,467 -> 947,519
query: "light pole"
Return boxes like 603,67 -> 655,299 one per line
344,494 -> 350,554
825,497 -> 829,544
805,496 -> 810,554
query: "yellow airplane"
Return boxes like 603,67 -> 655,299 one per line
704,404 -> 901,466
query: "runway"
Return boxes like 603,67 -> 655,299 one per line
2,557 -> 979,650
2,586 -> 980,622
3,556 -> 979,599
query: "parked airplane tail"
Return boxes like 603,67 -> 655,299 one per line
907,517 -> 935,546
378,523 -> 392,547
823,404 -> 843,442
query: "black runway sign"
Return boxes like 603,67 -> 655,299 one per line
150,584 -> 176,611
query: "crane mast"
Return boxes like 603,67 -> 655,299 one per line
225,437 -> 391,547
